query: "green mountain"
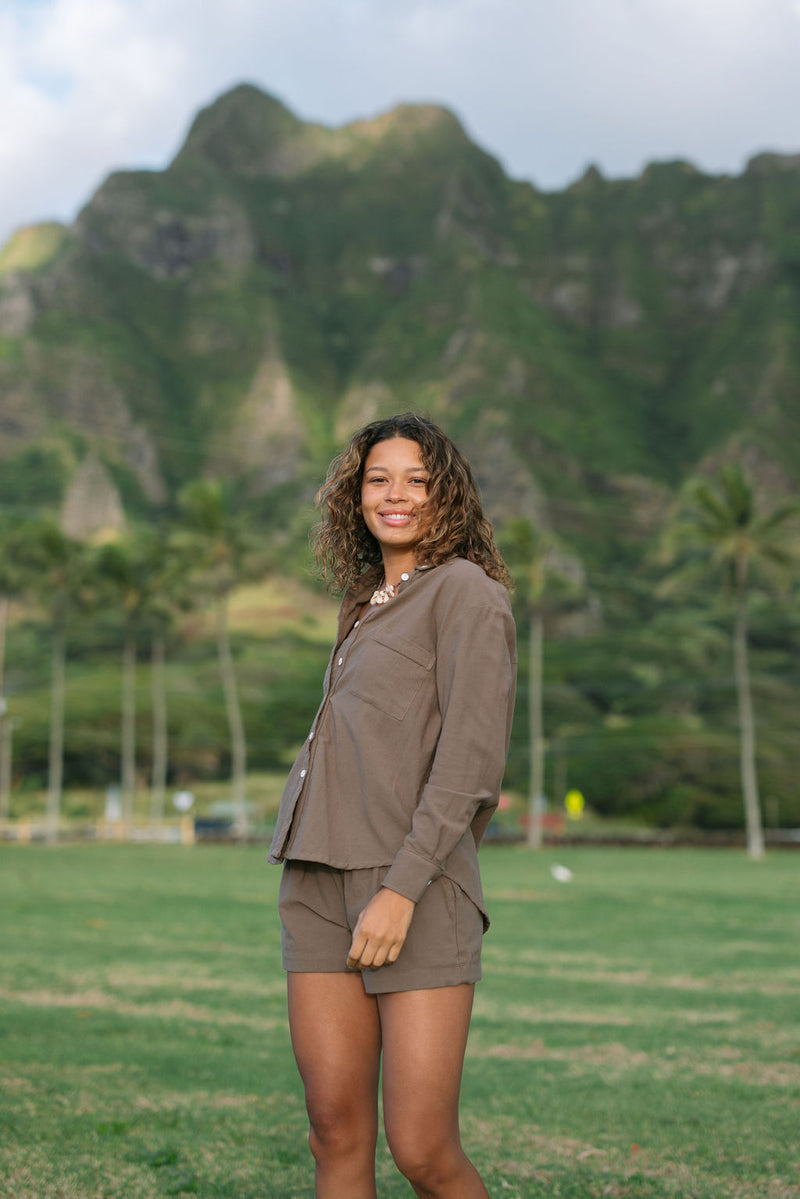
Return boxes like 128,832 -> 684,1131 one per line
3,84 -> 799,519
1,84 -> 799,827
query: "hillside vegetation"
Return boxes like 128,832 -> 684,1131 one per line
1,84 -> 799,828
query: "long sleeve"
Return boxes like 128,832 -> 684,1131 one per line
381,588 -> 517,902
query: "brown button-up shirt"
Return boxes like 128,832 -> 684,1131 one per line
268,557 -> 517,920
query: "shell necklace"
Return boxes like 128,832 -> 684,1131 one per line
369,579 -> 397,606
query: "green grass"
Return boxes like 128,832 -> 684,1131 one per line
1,846 -> 798,1198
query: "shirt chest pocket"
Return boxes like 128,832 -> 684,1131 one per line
349,632 -> 435,721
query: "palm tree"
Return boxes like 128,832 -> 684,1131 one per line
95,541 -> 136,827
500,518 -> 584,848
0,589 -> 10,822
4,521 -> 87,841
149,616 -> 169,823
93,527 -> 189,827
93,536 -> 147,828
0,520 -> 20,821
176,481 -> 265,834
139,526 -> 190,823
661,465 -> 798,859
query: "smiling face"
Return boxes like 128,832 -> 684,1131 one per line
360,436 -> 432,578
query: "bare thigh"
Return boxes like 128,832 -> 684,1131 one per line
378,983 -> 475,1158
287,972 -> 382,1145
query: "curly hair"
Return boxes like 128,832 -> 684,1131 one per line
314,413 -> 512,591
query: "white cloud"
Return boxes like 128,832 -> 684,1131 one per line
0,0 -> 190,240
1,0 -> 799,247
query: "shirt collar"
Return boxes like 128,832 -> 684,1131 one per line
338,561 -> 438,641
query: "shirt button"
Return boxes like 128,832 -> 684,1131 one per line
401,572 -> 409,581
300,769 -> 307,778
338,657 -> 343,666
308,732 -> 314,741
354,620 -> 360,627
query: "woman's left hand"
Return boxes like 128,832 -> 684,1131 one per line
347,888 -> 416,971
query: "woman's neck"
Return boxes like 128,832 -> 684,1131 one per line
381,552 -> 417,590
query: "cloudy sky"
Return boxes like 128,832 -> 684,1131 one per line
2,0 -> 800,248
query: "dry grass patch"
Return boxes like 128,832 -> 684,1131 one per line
0,985 -> 281,1031
104,965 -> 286,998
483,948 -> 800,996
474,995 -> 637,1026
471,1038 -> 800,1087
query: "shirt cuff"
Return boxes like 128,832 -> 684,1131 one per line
381,847 -> 443,903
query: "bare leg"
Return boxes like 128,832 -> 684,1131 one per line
287,972 -> 382,1199
379,983 -> 489,1199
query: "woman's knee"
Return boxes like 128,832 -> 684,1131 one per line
386,1127 -> 461,1190
306,1095 -> 378,1164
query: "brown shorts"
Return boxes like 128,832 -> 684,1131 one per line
278,860 -> 484,994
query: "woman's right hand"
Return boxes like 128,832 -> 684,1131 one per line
346,888 -> 416,971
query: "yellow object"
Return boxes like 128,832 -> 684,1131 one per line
565,789 -> 585,819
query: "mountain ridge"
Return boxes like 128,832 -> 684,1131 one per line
1,82 -> 799,538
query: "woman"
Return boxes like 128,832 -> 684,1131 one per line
269,413 -> 517,1198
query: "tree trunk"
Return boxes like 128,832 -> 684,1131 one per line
734,591 -> 764,859
553,736 -> 568,810
0,714 -> 11,823
527,607 -> 545,850
46,617 -> 66,844
0,595 -> 7,698
216,592 -> 248,832
121,629 -> 136,827
0,596 -> 9,821
150,630 -> 168,822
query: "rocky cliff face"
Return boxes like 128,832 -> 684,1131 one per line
61,454 -> 126,540
1,83 -> 798,543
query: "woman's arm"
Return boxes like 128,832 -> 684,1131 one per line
381,593 -> 517,903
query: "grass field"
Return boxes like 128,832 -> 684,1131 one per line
1,845 -> 798,1199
